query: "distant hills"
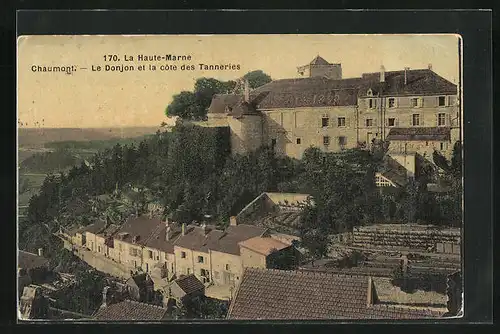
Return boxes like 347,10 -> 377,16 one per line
18,127 -> 161,148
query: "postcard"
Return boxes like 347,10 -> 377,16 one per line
17,34 -> 463,321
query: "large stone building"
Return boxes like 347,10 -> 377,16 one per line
201,56 -> 459,161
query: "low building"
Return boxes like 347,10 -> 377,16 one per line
18,249 -> 50,296
375,155 -> 411,188
238,236 -> 297,270
92,299 -> 169,321
18,285 -> 50,320
235,192 -> 312,236
386,127 -> 453,159
227,268 -> 445,320
166,274 -> 205,305
125,272 -> 155,303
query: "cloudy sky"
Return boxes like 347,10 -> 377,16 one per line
17,34 -> 460,128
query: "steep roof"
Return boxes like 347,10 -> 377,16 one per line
18,250 -> 49,270
386,127 -> 451,141
175,224 -> 266,255
210,224 -> 268,255
114,216 -> 165,246
377,155 -> 409,187
173,274 -> 205,295
238,236 -> 289,256
309,55 -> 331,65
207,68 -> 456,112
143,222 -> 182,254
92,300 -> 168,321
83,220 -> 107,235
227,268 -> 444,320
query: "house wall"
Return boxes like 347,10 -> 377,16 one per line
71,233 -> 85,247
174,246 -> 192,276
141,246 -> 163,275
209,250 -> 244,286
112,239 -> 142,271
357,94 -> 459,144
228,115 -> 263,155
239,246 -> 267,269
262,106 -> 359,159
388,140 -> 453,159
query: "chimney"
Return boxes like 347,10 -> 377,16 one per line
380,65 -> 385,83
37,248 -> 43,257
366,277 -> 378,306
230,216 -> 238,226
201,222 -> 207,235
165,222 -> 171,242
244,79 -> 250,103
428,63 -> 433,71
181,223 -> 186,236
404,67 -> 410,85
101,286 -> 110,308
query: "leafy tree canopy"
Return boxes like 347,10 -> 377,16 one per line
165,70 -> 272,120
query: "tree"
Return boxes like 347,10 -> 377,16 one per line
242,70 -> 272,89
450,141 -> 462,178
165,91 -> 202,120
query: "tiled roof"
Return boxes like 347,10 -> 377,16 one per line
92,300 -> 168,321
18,250 -> 49,270
386,127 -> 451,141
227,268 -> 444,320
175,224 -> 266,256
309,55 -> 331,65
143,223 -> 182,254
212,224 -> 267,255
173,274 -> 205,294
360,69 -> 457,97
238,236 -> 289,256
174,225 -> 223,253
208,69 -> 456,112
83,220 -> 107,235
377,155 -> 409,187
114,216 -> 165,246
97,224 -> 121,237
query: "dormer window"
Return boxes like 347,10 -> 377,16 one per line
367,89 -> 373,97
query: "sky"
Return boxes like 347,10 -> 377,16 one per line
17,34 -> 460,128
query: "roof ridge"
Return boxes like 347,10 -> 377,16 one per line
123,299 -> 166,310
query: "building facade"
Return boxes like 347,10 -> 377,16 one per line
202,57 -> 459,161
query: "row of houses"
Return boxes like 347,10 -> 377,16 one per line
60,212 -> 300,290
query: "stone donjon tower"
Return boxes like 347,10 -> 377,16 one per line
297,55 -> 342,80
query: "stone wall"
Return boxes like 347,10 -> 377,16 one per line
352,224 -> 461,253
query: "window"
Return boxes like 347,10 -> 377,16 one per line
321,117 -> 329,127
214,271 -> 220,280
148,250 -> 153,259
197,256 -> 204,263
338,136 -> 347,149
440,142 -> 446,150
426,141 -> 429,146
337,117 -> 346,127
388,118 -> 396,127
181,251 -> 186,259
368,99 -> 375,109
411,97 -> 422,108
365,118 -> 373,127
187,268 -> 191,275
438,96 -> 446,106
412,114 -> 420,126
296,138 -> 301,145
225,264 -> 230,271
323,136 -> 330,146
375,175 -> 393,187
437,113 -> 446,126
388,98 -> 395,108
97,246 -> 101,253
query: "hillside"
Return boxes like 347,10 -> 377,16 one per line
18,127 -> 161,148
